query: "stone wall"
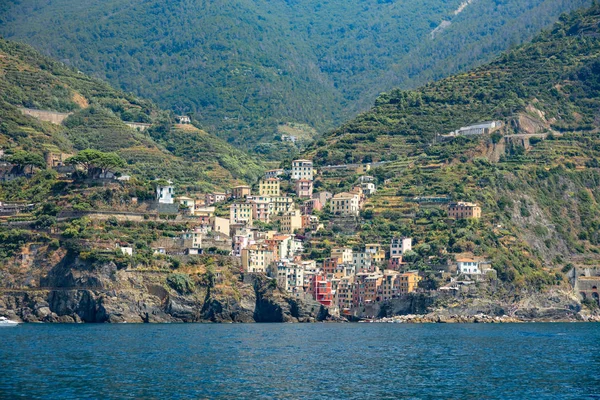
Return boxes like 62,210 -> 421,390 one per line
19,108 -> 72,125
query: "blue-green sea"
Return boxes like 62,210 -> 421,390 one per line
1,323 -> 599,399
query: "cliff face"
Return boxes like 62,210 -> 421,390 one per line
0,256 -> 331,323
368,287 -> 589,322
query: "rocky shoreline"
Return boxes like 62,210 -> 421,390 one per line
368,313 -> 600,323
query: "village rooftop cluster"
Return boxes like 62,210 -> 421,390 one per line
148,159 -> 489,316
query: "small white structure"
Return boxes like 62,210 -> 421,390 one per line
120,246 -> 133,256
445,121 -> 502,137
156,181 -> 174,204
265,169 -> 285,179
390,237 -> 412,256
192,229 -> 203,249
360,182 -> 377,196
177,115 -> 191,124
457,259 -> 480,274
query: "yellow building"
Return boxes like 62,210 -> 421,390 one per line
230,203 -> 253,224
270,196 -> 294,214
242,245 -> 274,273
280,210 -> 303,234
259,178 -> 281,196
365,243 -> 385,264
232,185 -> 251,199
399,271 -> 421,294
330,192 -> 361,216
355,163 -> 371,174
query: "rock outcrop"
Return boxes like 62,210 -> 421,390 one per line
0,256 -> 332,323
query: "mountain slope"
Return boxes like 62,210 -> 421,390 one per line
308,4 -> 600,164
0,0 -> 591,151
306,3 -> 600,286
0,38 -> 264,189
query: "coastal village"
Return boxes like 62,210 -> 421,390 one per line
2,114 -> 599,317
150,157 -> 499,316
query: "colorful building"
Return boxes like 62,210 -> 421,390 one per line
448,202 -> 481,219
232,185 -> 251,199
241,245 -> 274,273
259,178 -> 281,196
295,179 -> 313,198
230,202 -> 253,224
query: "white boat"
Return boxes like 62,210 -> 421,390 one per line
0,316 -> 19,327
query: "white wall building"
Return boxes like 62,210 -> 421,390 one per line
291,159 -> 313,181
156,181 -> 174,204
457,259 -> 481,274
390,237 -> 412,256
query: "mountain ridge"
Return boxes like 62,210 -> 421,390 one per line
0,0 -> 591,152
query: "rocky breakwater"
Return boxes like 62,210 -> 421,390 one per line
371,313 -> 523,323
0,255 -> 334,323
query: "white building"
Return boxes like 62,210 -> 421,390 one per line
230,203 -> 253,224
156,181 -> 174,204
360,182 -> 377,196
291,159 -> 313,181
265,169 -> 285,179
277,261 -> 305,293
446,121 -> 502,137
192,229 -> 202,249
332,248 -> 353,264
120,246 -> 133,256
390,237 -> 412,256
457,259 -> 481,274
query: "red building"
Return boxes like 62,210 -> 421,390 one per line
312,274 -> 333,307
323,257 -> 339,275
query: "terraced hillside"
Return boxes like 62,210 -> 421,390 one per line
0,39 -> 264,190
304,4 -> 600,286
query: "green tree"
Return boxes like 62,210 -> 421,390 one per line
66,149 -> 126,178
7,150 -> 46,175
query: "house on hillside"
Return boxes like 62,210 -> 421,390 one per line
156,181 -> 174,204
291,159 -> 313,180
177,115 -> 191,124
259,178 -> 280,196
391,237 -> 412,256
265,169 -> 284,179
295,179 -> 313,198
457,259 -> 480,274
330,192 -> 361,216
232,185 -> 251,199
448,202 -> 481,219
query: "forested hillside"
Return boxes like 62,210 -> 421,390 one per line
0,39 -> 264,190
0,0 -> 591,152
303,3 -> 600,285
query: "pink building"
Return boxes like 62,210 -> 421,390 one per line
388,256 -> 406,271
300,198 -> 322,215
295,179 -> 313,198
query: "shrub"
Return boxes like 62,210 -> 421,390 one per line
166,273 -> 195,294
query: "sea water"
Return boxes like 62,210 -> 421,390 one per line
1,323 -> 599,399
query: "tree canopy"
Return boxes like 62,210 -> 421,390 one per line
66,149 -> 126,178
6,150 -> 46,175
